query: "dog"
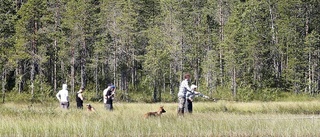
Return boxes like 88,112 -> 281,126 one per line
144,106 -> 166,118
86,104 -> 95,112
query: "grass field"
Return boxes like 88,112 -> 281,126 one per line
1,100 -> 320,136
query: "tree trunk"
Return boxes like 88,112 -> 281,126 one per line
153,78 -> 157,102
232,67 -> 237,98
132,52 -> 135,87
53,39 -> 57,93
81,47 -> 86,88
305,5 -> 311,94
159,75 -> 162,102
17,64 -> 23,93
113,41 -> 117,87
52,38 -> 58,91
71,46 -> 75,93
163,73 -> 166,93
30,59 -> 35,101
95,56 -> 98,96
31,21 -> 37,102
2,68 -> 6,103
39,61 -> 43,94
180,36 -> 184,81
121,67 -> 128,101
219,0 -> 224,85
61,60 -> 65,85
53,0 -> 60,93
169,63 -> 173,95
206,20 -> 215,96
168,3 -> 174,96
268,0 -> 281,87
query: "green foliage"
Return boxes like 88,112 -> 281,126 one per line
3,92 -> 55,104
210,86 -> 235,101
2,0 -> 320,103
236,86 -> 255,102
278,92 -> 318,102
159,92 -> 176,103
0,0 -> 16,70
254,88 -> 281,102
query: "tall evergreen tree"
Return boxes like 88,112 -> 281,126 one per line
0,0 -> 16,102
61,0 -> 98,92
14,0 -> 49,101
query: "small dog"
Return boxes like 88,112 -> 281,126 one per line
86,104 -> 95,112
144,106 -> 166,118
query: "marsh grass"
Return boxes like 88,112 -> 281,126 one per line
1,101 -> 320,136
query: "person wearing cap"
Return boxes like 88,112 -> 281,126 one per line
56,84 -> 69,109
76,87 -> 85,109
177,73 -> 192,115
185,84 -> 209,113
103,84 -> 116,111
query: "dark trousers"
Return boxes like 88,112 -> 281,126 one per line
60,102 -> 69,109
185,99 -> 193,113
105,101 -> 113,111
77,102 -> 83,109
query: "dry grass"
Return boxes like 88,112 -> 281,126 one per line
1,101 -> 320,136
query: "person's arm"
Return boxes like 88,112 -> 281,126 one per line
194,91 -> 200,95
56,92 -> 60,101
107,90 -> 114,99
193,91 -> 209,99
189,95 -> 194,102
198,93 -> 209,99
66,91 -> 69,101
111,91 -> 115,99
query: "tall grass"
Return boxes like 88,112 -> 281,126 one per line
1,101 -> 320,136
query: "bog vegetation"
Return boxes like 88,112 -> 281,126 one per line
1,1 -> 320,135
2,101 -> 320,136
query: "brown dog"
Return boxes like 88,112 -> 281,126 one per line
86,104 -> 95,112
144,106 -> 166,118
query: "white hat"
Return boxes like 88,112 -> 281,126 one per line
191,84 -> 197,90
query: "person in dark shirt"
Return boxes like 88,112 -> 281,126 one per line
76,87 -> 85,109
103,85 -> 116,111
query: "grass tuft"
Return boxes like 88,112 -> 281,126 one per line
1,101 -> 320,136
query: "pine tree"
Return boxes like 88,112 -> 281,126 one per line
0,0 -> 16,102
61,0 -> 98,92
14,0 -> 49,101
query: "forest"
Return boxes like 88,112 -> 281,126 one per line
0,0 -> 320,103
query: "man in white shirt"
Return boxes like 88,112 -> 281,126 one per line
177,73 -> 191,115
56,84 -> 69,109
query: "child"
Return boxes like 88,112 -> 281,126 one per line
185,84 -> 209,113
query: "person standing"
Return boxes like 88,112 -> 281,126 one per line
56,84 -> 69,109
185,84 -> 209,113
76,87 -> 85,109
177,73 -> 192,115
103,85 -> 116,111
